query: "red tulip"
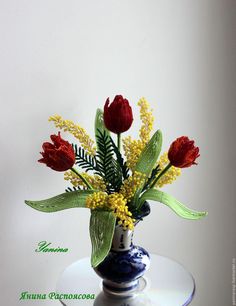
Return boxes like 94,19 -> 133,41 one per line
38,132 -> 75,171
168,136 -> 200,168
103,95 -> 133,134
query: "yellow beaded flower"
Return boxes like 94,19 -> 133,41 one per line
64,170 -> 106,191
49,115 -> 96,156
86,191 -> 108,210
120,171 -> 146,202
155,152 -> 181,188
123,98 -> 154,171
123,138 -> 144,171
86,192 -> 135,230
107,193 -> 135,230
138,97 -> 154,143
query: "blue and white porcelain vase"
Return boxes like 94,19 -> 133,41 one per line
94,202 -> 151,297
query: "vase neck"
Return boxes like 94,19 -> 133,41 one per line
111,225 -> 134,251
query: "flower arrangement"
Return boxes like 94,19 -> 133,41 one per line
25,95 -> 207,268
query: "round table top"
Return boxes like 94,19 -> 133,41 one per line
56,254 -> 195,306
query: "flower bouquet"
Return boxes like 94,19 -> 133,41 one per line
25,95 -> 207,296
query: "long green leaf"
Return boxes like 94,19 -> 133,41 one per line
135,129 -> 162,177
94,108 -> 110,147
90,210 -> 116,267
25,190 -> 95,213
140,189 -> 207,220
132,130 -> 162,209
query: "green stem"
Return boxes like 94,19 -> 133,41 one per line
71,167 -> 93,190
149,163 -> 172,189
117,133 -> 121,152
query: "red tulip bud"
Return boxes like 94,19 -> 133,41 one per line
103,95 -> 133,134
38,132 -> 75,171
168,136 -> 200,168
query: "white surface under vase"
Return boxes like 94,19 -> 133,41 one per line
56,254 -> 195,306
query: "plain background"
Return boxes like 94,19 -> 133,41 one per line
0,0 -> 235,305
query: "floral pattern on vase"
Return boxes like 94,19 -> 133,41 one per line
94,202 -> 151,297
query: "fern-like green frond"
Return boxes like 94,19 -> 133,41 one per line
73,144 -> 98,172
110,137 -> 129,180
95,130 -> 123,192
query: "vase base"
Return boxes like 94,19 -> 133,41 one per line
102,276 -> 148,298
56,254 -> 195,306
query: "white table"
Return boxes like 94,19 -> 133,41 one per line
56,254 -> 195,306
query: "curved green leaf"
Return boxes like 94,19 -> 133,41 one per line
132,130 -> 162,209
90,210 -> 116,267
140,189 -> 207,220
94,108 -> 110,146
135,130 -> 162,177
25,190 -> 95,213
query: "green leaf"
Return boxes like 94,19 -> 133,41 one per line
131,130 -> 162,209
25,190 -> 95,213
139,189 -> 207,220
94,108 -> 110,147
110,137 -> 129,180
142,164 -> 160,191
95,109 -> 122,192
135,130 -> 162,177
90,210 -> 116,267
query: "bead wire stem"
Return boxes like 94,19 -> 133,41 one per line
71,167 -> 93,190
149,163 -> 172,189
117,133 -> 121,152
